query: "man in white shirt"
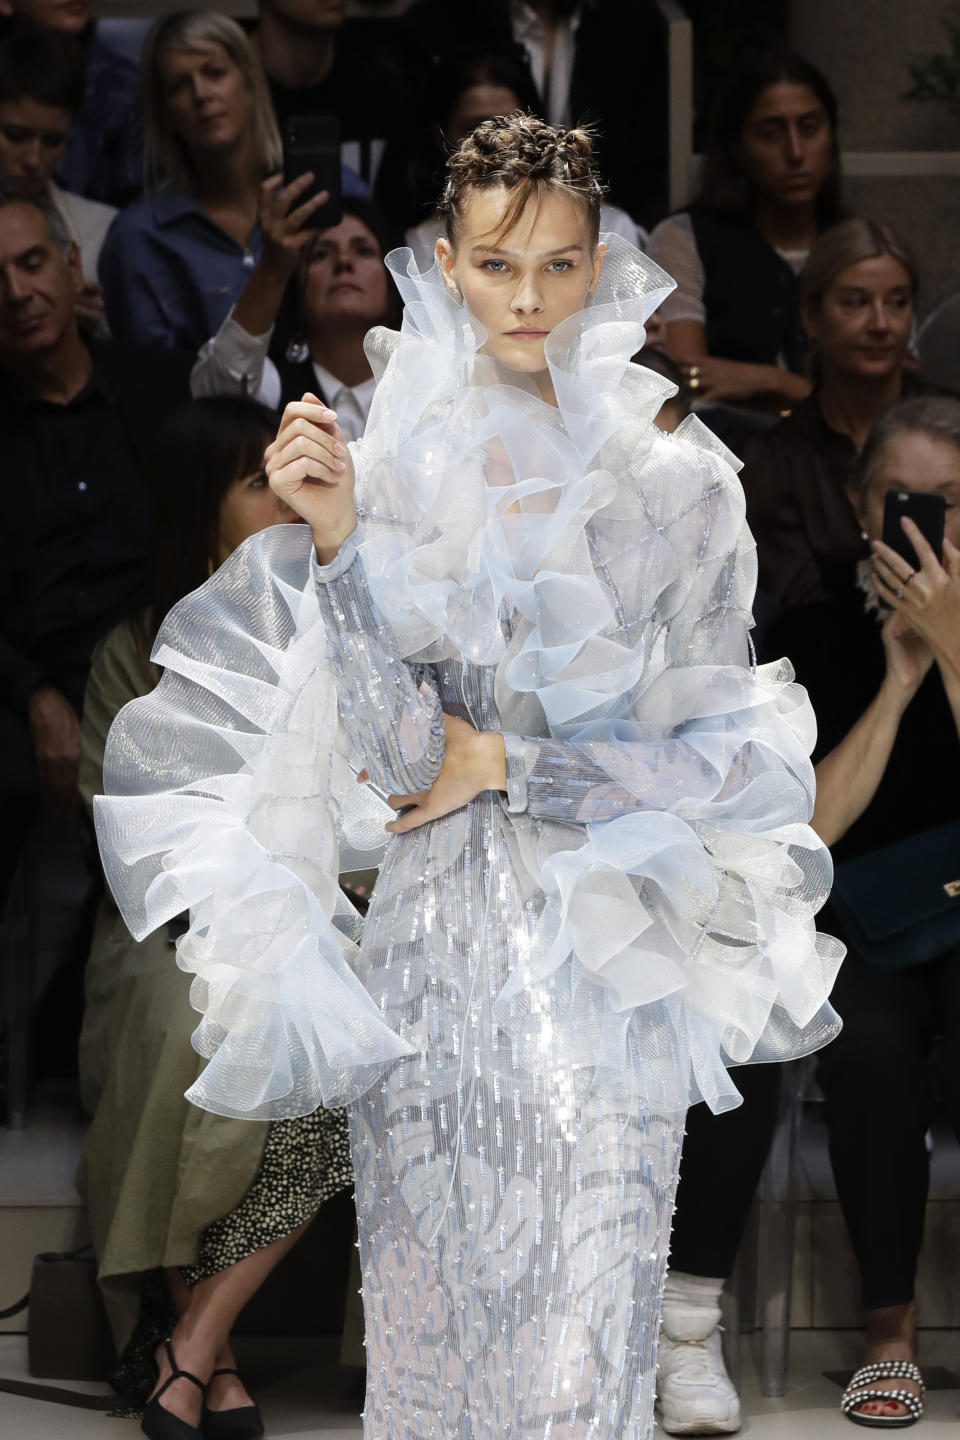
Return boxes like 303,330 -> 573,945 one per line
192,191 -> 395,434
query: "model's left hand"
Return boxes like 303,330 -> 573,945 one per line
380,714 -> 507,834
871,520 -> 960,666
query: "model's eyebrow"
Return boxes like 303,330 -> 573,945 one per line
469,244 -> 585,259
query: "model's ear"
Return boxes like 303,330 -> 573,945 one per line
589,241 -> 606,295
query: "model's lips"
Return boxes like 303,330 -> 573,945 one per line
329,281 -> 363,294
505,327 -> 549,338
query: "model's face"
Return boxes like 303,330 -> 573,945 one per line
737,81 -> 832,210
216,451 -> 300,563
804,255 -> 913,383
256,0 -> 345,32
301,214 -> 389,330
858,432 -> 960,550
438,186 -> 603,380
446,85 -> 522,147
0,98 -> 72,195
0,200 -> 80,363
2,0 -> 90,35
158,42 -> 253,156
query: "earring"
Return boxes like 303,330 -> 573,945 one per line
446,285 -> 463,307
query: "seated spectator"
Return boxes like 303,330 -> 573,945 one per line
634,345 -> 692,432
771,396 -> 960,1427
0,0 -> 142,206
917,291 -> 960,397
647,45 -> 842,435
77,398 -> 355,1435
253,0 -> 414,203
99,11 -> 355,353
401,0 -> 668,228
0,26 -> 114,331
744,218 -> 932,614
401,48 -> 645,271
192,189 -> 395,431
0,190 -> 189,906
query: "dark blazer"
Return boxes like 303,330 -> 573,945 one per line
400,0 -> 669,228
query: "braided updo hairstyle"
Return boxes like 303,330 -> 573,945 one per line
438,113 -> 605,246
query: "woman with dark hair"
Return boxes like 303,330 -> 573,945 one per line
771,396 -> 960,1427
77,398 -> 354,1440
191,190 -> 397,434
401,47 -> 645,271
647,45 -> 842,428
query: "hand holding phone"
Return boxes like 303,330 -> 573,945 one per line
257,172 -> 330,279
282,114 -> 342,231
881,488 -> 946,570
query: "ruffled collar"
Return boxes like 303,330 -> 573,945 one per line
352,236 -> 743,734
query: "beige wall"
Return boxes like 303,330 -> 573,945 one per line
789,0 -> 960,317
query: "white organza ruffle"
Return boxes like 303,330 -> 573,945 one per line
96,235 -> 842,1118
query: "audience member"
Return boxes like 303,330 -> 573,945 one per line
917,291 -> 960,397
744,219 -> 931,616
401,48 -> 644,270
633,345 -> 692,433
0,27 -> 114,331
0,191 -> 189,903
0,0 -> 142,206
401,0 -> 668,228
77,398 -> 354,1435
252,0 -> 412,202
772,396 -> 960,1427
648,45 -> 842,430
192,188 -> 395,430
99,12 -> 285,351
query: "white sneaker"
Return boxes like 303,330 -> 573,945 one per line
656,1321 -> 741,1435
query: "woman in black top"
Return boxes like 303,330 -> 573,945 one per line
772,396 -> 960,1427
648,46 -> 842,430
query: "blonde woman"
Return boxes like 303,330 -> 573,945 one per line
743,218 -> 934,613
98,11 -> 281,350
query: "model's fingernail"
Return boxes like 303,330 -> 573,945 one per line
323,409 -> 337,420
334,442 -> 346,457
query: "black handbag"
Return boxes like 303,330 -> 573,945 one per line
830,820 -> 960,969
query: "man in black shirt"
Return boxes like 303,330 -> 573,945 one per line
0,190 -> 189,888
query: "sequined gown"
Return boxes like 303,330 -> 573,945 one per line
94,237 -> 843,1440
315,541 -> 687,1440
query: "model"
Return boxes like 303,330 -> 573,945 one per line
95,116 -> 842,1440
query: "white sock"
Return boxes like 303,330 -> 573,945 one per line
662,1271 -> 725,1341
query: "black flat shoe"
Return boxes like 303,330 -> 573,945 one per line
202,1368 -> 265,1440
141,1338 -> 207,1440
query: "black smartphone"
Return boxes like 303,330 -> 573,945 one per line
282,114 -> 342,230
881,488 -> 945,569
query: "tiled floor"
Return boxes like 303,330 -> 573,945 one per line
2,1330 -> 959,1438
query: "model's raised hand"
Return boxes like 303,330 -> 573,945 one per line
265,393 -> 358,562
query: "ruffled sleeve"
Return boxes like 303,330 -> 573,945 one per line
93,524 -> 403,1118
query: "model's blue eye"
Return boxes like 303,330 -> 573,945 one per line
481,259 -> 507,273
547,260 -> 573,273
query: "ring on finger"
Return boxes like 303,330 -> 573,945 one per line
903,568 -> 917,587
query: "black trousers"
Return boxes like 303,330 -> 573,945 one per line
670,1061 -> 782,1278
816,930 -> 960,1309
0,703 -> 40,909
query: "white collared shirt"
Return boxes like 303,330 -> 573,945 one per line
311,363 -> 377,444
511,1 -> 583,127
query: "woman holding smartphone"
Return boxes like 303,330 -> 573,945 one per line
770,396 -> 960,1428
